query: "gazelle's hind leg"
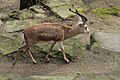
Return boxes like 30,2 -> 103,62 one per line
46,41 -> 57,62
59,42 -> 69,63
13,45 -> 29,65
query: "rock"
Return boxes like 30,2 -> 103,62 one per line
29,5 -> 47,19
29,5 -> 45,13
0,0 -> 20,13
0,74 -> 118,80
118,12 -> 120,17
64,38 -> 85,58
0,20 -> 3,27
9,7 -> 47,20
0,20 -> 5,34
0,34 -> 22,55
27,76 -> 74,80
0,13 -> 9,20
88,0 -> 120,9
0,74 -> 21,80
74,74 -> 111,80
18,9 -> 36,20
90,32 -> 120,52
0,19 -> 43,55
108,74 -> 120,80
51,5 -> 75,19
35,38 -> 85,59
5,19 -> 42,32
45,0 -> 84,9
45,0 -> 66,8
42,0 -> 85,19
33,13 -> 47,19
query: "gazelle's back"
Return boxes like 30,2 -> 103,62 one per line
23,23 -> 70,42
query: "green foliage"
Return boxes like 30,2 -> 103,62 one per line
92,7 -> 120,16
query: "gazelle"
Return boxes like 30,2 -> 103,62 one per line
12,8 -> 89,65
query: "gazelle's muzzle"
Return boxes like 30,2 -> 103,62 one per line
84,24 -> 90,34
86,27 -> 90,34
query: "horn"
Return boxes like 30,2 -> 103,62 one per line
69,8 -> 88,24
75,10 -> 88,21
69,8 -> 76,14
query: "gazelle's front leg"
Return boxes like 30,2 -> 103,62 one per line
28,48 -> 37,64
59,42 -> 69,63
46,41 -> 57,62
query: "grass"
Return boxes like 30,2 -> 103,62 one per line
92,7 -> 120,16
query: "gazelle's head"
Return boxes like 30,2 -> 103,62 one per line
69,8 -> 90,34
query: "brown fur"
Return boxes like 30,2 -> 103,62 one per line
12,22 -> 88,65
23,23 -> 84,46
13,19 -> 89,65
23,23 -> 71,46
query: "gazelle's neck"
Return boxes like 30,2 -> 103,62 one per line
64,22 -> 84,39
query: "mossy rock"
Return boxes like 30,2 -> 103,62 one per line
0,74 -> 21,80
35,38 -> 85,59
9,9 -> 37,20
5,19 -> 42,32
64,38 -> 85,54
45,0 -> 67,8
0,34 -> 22,55
0,13 -> 9,20
51,5 -> 75,19
0,19 -> 3,27
27,76 -> 74,80
42,0 -> 87,19
74,74 -> 111,80
18,9 -> 36,20
51,6 -> 87,19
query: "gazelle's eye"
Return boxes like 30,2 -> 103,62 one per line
84,27 -> 87,30
84,24 -> 88,30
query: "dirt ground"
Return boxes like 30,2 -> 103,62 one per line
0,47 -> 120,78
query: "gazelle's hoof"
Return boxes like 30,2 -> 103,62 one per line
13,60 -> 16,65
46,58 -> 50,63
33,60 -> 37,65
65,59 -> 69,63
45,56 -> 50,63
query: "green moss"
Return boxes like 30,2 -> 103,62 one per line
90,42 -> 102,49
77,8 -> 86,13
64,38 -> 85,55
19,9 -> 36,20
0,35 -> 22,55
92,7 -> 120,16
